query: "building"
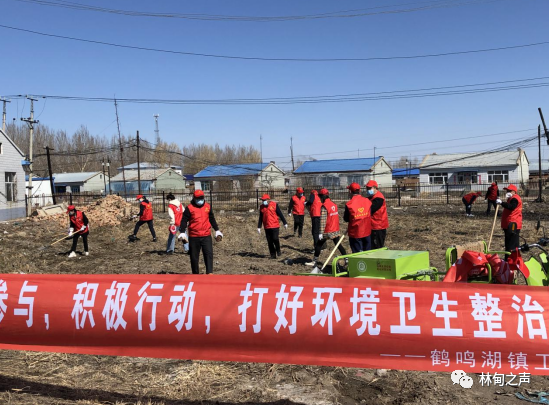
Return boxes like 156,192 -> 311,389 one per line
53,172 -> 105,194
529,161 -> 549,180
292,157 -> 393,188
118,162 -> 183,176
392,168 -> 420,188
0,129 -> 26,220
194,162 -> 285,190
107,168 -> 186,194
26,175 -> 54,206
419,149 -> 530,187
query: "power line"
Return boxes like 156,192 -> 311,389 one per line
0,23 -> 546,62
10,0 -> 510,22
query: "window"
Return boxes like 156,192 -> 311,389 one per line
320,176 -> 340,188
201,181 -> 211,191
488,170 -> 509,183
5,172 -> 16,202
347,175 -> 363,185
70,185 -> 80,193
429,172 -> 448,184
0,143 -> 3,154
457,171 -> 478,184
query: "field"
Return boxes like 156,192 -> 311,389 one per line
1,200 -> 548,404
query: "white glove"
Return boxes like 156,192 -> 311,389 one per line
319,234 -> 323,240
284,224 -> 288,230
79,225 -> 86,232
496,198 -> 502,205
257,228 -> 261,235
131,215 -> 137,219
178,232 -> 188,241
68,227 -> 74,236
215,230 -> 223,238
288,213 -> 292,217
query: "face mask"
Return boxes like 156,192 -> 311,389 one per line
367,189 -> 375,196
298,193 -> 303,197
262,200 -> 269,206
196,199 -> 205,206
506,192 -> 513,199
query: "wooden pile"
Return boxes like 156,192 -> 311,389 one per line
30,195 -> 133,228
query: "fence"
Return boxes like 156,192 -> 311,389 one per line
26,181 -> 549,214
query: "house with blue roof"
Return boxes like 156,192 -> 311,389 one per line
194,161 -> 285,190
292,157 -> 393,188
52,171 -> 105,194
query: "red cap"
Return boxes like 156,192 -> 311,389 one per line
194,190 -> 205,198
347,183 -> 360,192
504,184 -> 518,192
491,182 -> 496,186
261,194 -> 270,200
365,180 -> 378,188
136,195 -> 143,200
319,188 -> 329,196
311,190 -> 318,194
296,187 -> 304,193
66,205 -> 75,212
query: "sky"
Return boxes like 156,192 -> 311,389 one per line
1,0 -> 549,172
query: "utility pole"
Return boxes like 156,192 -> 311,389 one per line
136,130 -> 142,194
153,114 -> 160,145
290,137 -> 295,171
1,97 -> 11,133
373,146 -> 376,181
101,158 -> 107,195
537,125 -> 543,202
45,146 -> 56,204
107,157 -> 112,195
114,99 -> 127,198
21,96 -> 39,216
260,134 -> 263,187
539,108 -> 549,145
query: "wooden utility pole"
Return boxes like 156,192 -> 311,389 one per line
101,158 -> 107,195
107,157 -> 112,195
114,99 -> 127,198
21,96 -> 39,216
290,137 -> 295,171
45,146 -> 56,204
1,98 -> 10,133
136,130 -> 142,194
540,108 -> 549,145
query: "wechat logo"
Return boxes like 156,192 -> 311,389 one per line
451,370 -> 473,389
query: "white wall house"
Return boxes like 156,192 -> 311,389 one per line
292,157 -> 393,188
195,162 -> 285,190
53,172 -> 105,194
0,129 -> 26,220
26,176 -> 54,206
419,149 -> 530,190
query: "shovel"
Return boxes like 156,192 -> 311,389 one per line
311,234 -> 346,274
40,230 -> 84,251
488,205 -> 500,251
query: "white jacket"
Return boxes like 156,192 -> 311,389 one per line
168,198 -> 183,225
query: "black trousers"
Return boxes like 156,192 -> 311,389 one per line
349,236 -> 371,253
265,228 -> 281,258
314,235 -> 346,258
504,228 -> 521,260
293,215 -> 304,236
311,217 -> 321,248
462,198 -> 472,215
71,233 -> 89,252
189,236 -> 214,274
134,220 -> 156,239
486,200 -> 497,214
371,229 -> 387,249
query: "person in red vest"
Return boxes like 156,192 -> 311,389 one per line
305,189 -> 322,250
365,180 -> 389,249
166,193 -> 188,255
66,205 -> 90,258
485,181 -> 499,215
130,195 -> 157,242
344,183 -> 372,253
177,190 -> 223,274
258,194 -> 288,259
462,191 -> 482,217
497,184 -> 522,259
287,187 -> 306,238
309,189 -> 347,269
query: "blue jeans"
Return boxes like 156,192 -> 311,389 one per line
167,232 -> 189,253
349,236 -> 371,253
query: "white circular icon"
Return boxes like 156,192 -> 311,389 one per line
357,261 -> 367,272
450,370 -> 466,385
459,375 -> 474,389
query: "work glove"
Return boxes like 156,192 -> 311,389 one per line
68,227 -> 74,237
215,230 -> 223,238
284,224 -> 288,230
288,213 -> 292,217
131,215 -> 137,219
496,198 -> 502,205
257,228 -> 261,235
319,233 -> 323,240
178,232 -> 188,242
79,225 -> 86,232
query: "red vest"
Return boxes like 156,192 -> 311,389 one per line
463,193 -> 478,204
261,201 -> 280,229
371,191 -> 389,231
70,211 -> 88,234
346,195 -> 372,238
486,185 -> 498,200
140,201 -> 153,221
188,203 -> 212,237
501,194 -> 523,230
323,199 -> 340,234
309,193 -> 322,218
169,203 -> 183,226
291,195 -> 306,215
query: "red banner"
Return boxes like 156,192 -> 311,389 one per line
0,274 -> 548,374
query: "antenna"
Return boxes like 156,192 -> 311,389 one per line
154,114 -> 160,145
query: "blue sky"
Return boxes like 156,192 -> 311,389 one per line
1,0 -> 549,171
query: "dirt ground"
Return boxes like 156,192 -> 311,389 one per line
1,200 -> 549,404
